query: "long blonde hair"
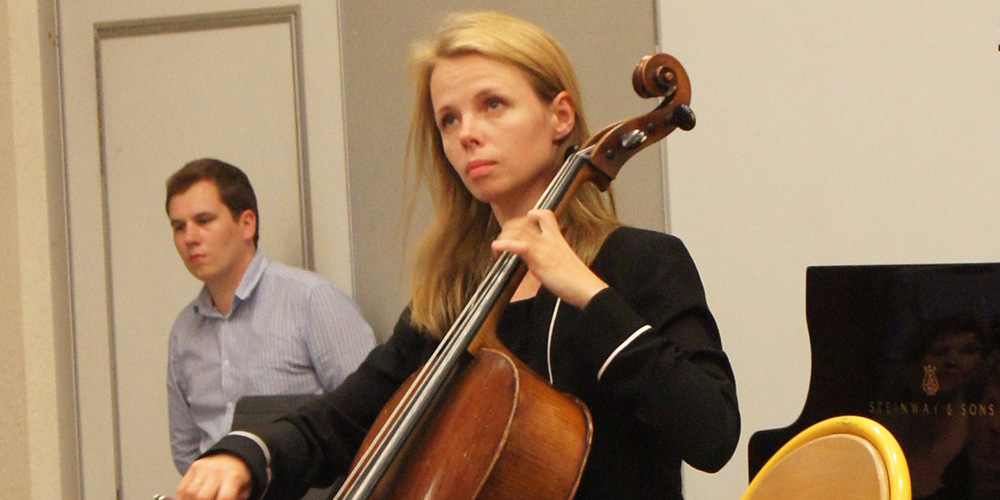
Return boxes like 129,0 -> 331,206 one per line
406,11 -> 620,336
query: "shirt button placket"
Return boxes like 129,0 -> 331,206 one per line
221,319 -> 234,412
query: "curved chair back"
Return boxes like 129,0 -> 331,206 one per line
741,416 -> 910,500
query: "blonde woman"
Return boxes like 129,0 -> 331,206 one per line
174,11 -> 739,500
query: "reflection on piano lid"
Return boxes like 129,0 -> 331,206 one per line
749,263 -> 1000,500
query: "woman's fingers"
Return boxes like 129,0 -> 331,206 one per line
216,477 -> 251,500
527,209 -> 560,234
494,210 -> 607,307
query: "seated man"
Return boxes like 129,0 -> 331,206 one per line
165,158 -> 376,473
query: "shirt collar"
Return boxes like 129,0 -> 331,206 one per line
235,250 -> 268,301
192,250 -> 268,318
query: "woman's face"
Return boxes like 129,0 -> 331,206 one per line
429,54 -> 574,221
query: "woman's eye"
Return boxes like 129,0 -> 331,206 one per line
486,97 -> 503,109
439,114 -> 456,129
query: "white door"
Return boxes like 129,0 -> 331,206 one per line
59,1 -> 352,498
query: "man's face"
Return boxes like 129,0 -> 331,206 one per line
167,180 -> 255,289
921,330 -> 984,393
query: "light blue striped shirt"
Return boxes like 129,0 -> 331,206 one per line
167,251 -> 376,473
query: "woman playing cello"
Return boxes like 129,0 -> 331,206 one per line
173,11 -> 740,500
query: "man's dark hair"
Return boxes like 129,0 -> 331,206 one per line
165,158 -> 260,246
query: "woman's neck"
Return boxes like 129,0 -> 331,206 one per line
511,271 -> 541,302
491,200 -> 531,226
490,174 -> 552,224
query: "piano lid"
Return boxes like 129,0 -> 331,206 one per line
748,263 -> 1000,500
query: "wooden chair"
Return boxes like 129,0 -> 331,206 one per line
741,416 -> 911,500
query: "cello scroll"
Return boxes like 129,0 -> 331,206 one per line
584,53 -> 696,188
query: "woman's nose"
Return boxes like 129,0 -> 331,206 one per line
458,116 -> 482,147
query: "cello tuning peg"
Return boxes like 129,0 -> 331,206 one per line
670,104 -> 696,131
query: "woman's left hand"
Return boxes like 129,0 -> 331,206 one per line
492,209 -> 608,308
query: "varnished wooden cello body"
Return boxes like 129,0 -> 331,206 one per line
334,52 -> 697,500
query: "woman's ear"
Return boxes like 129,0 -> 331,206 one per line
549,90 -> 575,142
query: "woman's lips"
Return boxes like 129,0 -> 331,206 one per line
466,159 -> 495,179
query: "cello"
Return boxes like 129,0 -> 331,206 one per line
334,52 -> 697,500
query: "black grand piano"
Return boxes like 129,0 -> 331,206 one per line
748,263 -> 1000,500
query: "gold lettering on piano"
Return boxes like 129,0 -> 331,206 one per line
961,402 -> 997,416
868,400 -> 996,417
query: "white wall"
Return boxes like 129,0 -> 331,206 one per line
0,0 -> 78,499
660,2 -> 1000,498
